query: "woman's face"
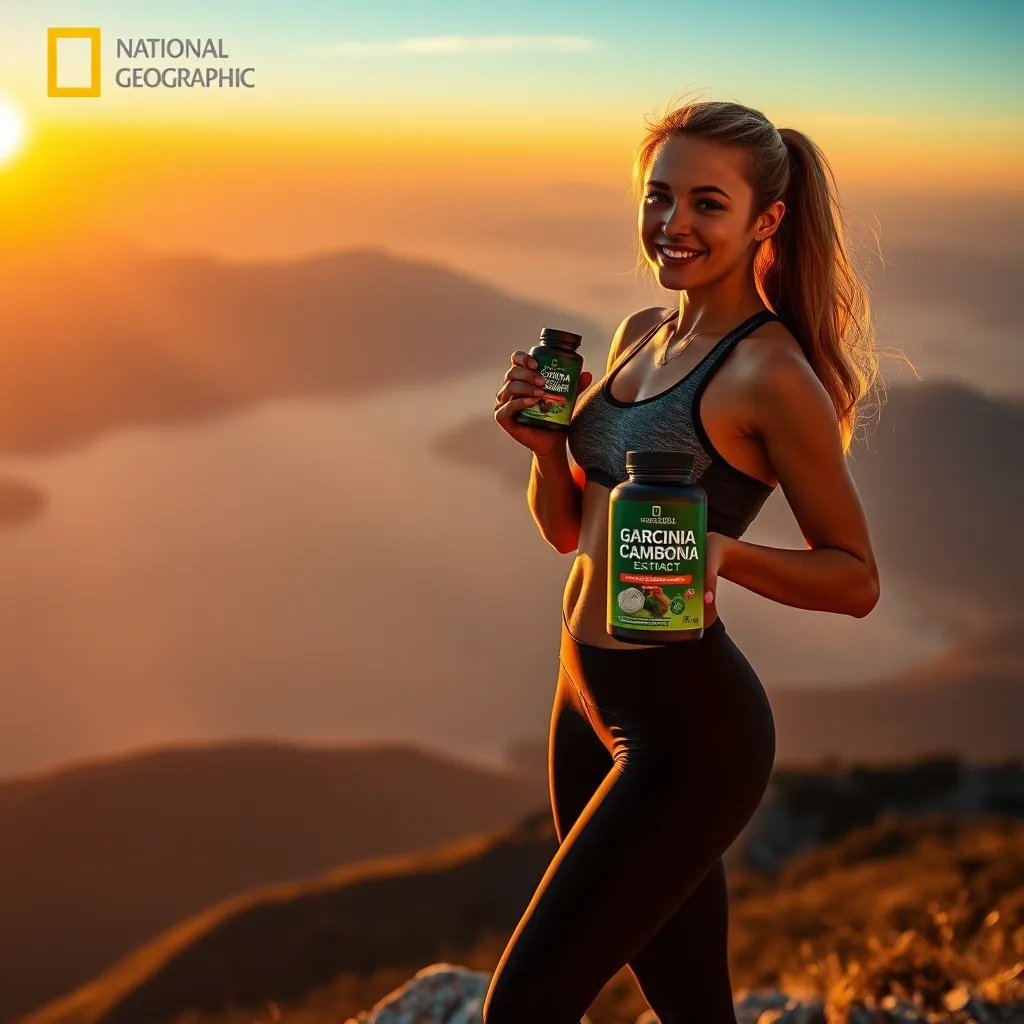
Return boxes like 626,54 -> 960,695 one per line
639,134 -> 767,285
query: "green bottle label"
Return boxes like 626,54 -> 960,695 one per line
518,351 -> 580,426
608,498 -> 706,633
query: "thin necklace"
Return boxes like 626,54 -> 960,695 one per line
653,316 -> 705,368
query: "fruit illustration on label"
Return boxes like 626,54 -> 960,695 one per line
642,585 -> 671,617
617,587 -> 645,614
536,390 -> 566,415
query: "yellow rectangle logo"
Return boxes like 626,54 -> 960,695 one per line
47,27 -> 101,97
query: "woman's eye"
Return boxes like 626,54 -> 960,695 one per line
643,192 -> 723,211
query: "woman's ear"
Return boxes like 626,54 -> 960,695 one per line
759,201 -> 785,241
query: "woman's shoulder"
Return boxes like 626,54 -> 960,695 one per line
605,306 -> 674,373
732,315 -> 823,410
734,312 -> 807,370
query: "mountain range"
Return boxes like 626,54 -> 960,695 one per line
15,755 -> 1024,1024
0,742 -> 545,1024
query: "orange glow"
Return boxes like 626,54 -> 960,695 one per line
1,114 -> 1020,259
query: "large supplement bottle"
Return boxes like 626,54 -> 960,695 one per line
513,328 -> 584,432
607,450 -> 707,644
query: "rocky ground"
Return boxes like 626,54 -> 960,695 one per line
340,961 -> 1024,1024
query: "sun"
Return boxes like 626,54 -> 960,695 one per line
0,97 -> 27,165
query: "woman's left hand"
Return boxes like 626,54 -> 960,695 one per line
704,531 -> 733,605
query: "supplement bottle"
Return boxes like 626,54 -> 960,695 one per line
607,450 -> 707,644
514,328 -> 584,432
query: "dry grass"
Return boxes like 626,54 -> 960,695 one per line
171,815 -> 1024,1024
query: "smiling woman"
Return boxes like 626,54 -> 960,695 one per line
0,97 -> 26,164
487,94 -> 891,1024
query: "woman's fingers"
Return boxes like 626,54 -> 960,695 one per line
494,393 -> 539,423
504,362 -> 545,386
495,378 -> 547,408
508,380 -> 547,399
510,350 -> 539,371
496,361 -> 546,409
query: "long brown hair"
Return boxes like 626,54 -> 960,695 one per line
630,95 -> 897,452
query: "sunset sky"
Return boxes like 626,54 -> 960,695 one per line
0,1 -> 1021,779
0,0 -> 1020,261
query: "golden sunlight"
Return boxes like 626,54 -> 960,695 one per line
0,97 -> 27,164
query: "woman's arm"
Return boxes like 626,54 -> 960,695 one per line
718,536 -> 878,617
528,447 -> 583,554
716,340 -> 880,618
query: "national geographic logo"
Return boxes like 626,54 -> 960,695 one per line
47,28 -> 100,97
47,28 -> 256,97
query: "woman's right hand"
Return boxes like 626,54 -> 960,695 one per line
494,351 -> 592,457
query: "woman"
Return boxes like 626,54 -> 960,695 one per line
486,99 -> 883,1024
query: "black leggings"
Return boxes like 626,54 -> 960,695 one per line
482,612 -> 776,1024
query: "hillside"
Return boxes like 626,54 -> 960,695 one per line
19,760 -> 1024,1024
18,810 -> 559,1024
0,742 -> 546,1023
0,245 -> 607,459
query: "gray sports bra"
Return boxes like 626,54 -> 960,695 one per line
567,308 -> 781,539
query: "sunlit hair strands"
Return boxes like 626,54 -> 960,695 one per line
629,95 -> 898,453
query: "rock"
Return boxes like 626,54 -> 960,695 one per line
749,999 -> 827,1024
962,992 -> 994,1024
345,966 -> 1024,1024
735,989 -> 792,1024
344,963 -> 488,1023
846,1004 -> 877,1024
644,997 -> 825,1024
344,963 -> 594,1023
877,997 -> 925,1022
777,997 -> 827,1024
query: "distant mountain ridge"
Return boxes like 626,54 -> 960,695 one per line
18,756 -> 1024,1024
0,742 -> 546,1024
0,245 -> 608,457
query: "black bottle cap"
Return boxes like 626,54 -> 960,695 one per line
626,450 -> 695,473
538,328 -> 582,348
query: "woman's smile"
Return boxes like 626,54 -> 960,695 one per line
657,245 -> 708,266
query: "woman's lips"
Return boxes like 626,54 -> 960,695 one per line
657,247 -> 706,266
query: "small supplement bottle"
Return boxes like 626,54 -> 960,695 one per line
514,328 -> 584,432
607,450 -> 707,644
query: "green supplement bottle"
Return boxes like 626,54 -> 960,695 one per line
607,450 -> 707,644
514,328 -> 584,432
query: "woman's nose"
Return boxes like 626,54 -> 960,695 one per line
660,207 -> 693,238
